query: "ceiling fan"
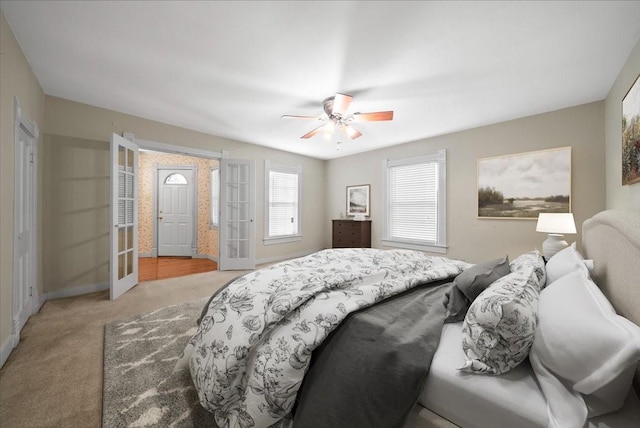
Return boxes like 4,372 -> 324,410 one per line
282,93 -> 394,140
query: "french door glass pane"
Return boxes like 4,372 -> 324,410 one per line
127,148 -> 134,172
118,201 -> 125,225
127,225 -> 134,250
239,222 -> 249,240
118,253 -> 125,280
238,202 -> 249,221
239,164 -> 249,182
126,174 -> 133,198
238,240 -> 249,258
228,223 -> 238,240
239,183 -> 249,202
127,251 -> 133,276
118,146 -> 125,169
118,227 -> 125,252
227,241 -> 238,258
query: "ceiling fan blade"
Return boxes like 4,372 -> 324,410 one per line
301,125 -> 325,139
281,114 -> 322,120
343,124 -> 362,139
332,93 -> 353,116
351,111 -> 394,122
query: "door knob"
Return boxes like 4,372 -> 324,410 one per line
158,216 -> 163,220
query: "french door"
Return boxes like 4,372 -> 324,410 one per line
219,159 -> 255,270
110,133 -> 138,299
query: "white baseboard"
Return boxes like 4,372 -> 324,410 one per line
45,282 -> 109,301
139,253 -> 154,258
0,332 -> 18,369
32,293 -> 46,314
193,254 -> 218,262
2,294 -> 46,369
256,248 -> 323,266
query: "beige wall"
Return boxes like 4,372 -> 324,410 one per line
42,134 -> 110,293
0,12 -> 46,353
326,102 -> 606,263
605,38 -> 640,209
138,151 -> 219,258
42,96 -> 326,293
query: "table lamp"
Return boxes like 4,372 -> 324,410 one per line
536,213 -> 577,259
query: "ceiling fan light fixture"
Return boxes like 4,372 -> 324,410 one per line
322,122 -> 335,140
283,92 -> 393,141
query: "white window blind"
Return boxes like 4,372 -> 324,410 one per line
383,150 -> 447,252
210,167 -> 219,228
389,162 -> 438,242
265,162 -> 301,242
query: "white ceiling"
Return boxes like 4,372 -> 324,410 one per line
3,1 -> 640,160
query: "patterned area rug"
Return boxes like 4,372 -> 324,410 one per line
102,298 -> 217,428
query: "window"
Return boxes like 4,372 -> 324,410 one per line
382,149 -> 447,253
164,173 -> 188,185
210,166 -> 219,228
264,161 -> 302,244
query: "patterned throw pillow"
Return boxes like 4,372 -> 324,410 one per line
459,250 -> 545,374
510,250 -> 546,285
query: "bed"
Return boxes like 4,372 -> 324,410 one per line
414,209 -> 640,428
182,209 -> 640,428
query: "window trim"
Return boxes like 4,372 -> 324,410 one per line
263,160 -> 302,245
381,149 -> 447,254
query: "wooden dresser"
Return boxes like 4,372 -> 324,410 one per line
332,220 -> 372,248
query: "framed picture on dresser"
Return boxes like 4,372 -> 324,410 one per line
346,184 -> 370,216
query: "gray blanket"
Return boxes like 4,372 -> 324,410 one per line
188,249 -> 468,428
291,279 -> 453,428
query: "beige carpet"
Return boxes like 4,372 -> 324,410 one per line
0,269 -> 247,428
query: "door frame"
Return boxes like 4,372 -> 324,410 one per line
135,138 -> 222,265
154,165 -> 198,257
12,97 -> 39,344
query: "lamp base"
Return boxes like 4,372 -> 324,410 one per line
542,234 -> 568,260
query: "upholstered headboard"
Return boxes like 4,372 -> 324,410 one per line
582,209 -> 640,391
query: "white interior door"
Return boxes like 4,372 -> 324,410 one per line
13,120 -> 37,338
110,133 -> 138,300
157,168 -> 194,257
219,159 -> 255,270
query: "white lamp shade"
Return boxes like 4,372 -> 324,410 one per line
536,213 -> 577,234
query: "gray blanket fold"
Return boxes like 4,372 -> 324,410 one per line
291,279 -> 454,428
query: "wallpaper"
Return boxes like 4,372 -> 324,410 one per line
138,151 -> 219,258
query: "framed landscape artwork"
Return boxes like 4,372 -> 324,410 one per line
477,147 -> 571,219
622,74 -> 640,185
346,184 -> 370,216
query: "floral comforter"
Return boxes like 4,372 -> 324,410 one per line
186,248 -> 470,428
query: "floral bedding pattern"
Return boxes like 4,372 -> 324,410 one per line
460,250 -> 545,374
185,248 -> 470,428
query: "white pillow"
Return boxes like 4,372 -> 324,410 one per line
530,270 -> 640,428
544,242 -> 593,286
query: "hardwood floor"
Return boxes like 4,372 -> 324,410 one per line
139,257 -> 218,282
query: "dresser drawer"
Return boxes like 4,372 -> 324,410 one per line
332,220 -> 371,248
